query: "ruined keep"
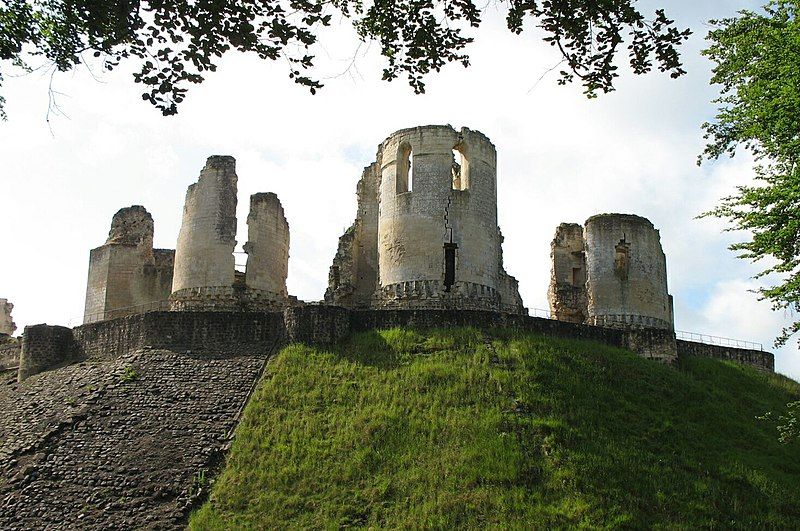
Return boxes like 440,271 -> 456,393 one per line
549,214 -> 673,331
326,125 -> 525,314
0,299 -> 15,336
170,156 -> 290,311
83,206 -> 174,323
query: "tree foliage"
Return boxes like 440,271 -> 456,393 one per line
0,0 -> 690,117
701,0 -> 800,347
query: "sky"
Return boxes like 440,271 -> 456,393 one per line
1,0 -> 798,379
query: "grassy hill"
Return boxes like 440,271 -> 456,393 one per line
189,328 -> 800,528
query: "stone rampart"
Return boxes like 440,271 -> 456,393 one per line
0,337 -> 20,371
17,324 -> 77,382
676,339 -> 774,372
18,308 -> 776,382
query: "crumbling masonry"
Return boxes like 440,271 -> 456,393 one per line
549,214 -> 674,330
168,156 -> 291,311
326,125 -> 525,313
83,206 -> 174,323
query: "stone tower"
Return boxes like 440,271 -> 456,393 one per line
327,125 -> 524,313
548,214 -> 673,330
171,156 -> 238,298
83,206 -> 174,323
243,192 -> 290,298
170,156 -> 290,311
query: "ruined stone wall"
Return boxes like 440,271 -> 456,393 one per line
325,163 -> 380,308
0,336 -> 20,371
548,223 -> 588,323
676,340 -> 774,372
83,207 -> 174,324
17,324 -> 77,382
171,156 -> 238,299
377,126 -> 499,296
584,214 -> 672,330
0,299 -> 15,336
244,193 -> 289,299
324,125 -> 524,313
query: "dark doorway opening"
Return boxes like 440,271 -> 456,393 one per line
444,243 -> 458,292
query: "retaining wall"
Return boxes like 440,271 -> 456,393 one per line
676,339 -> 774,372
15,308 -> 775,382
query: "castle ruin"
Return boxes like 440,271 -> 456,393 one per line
548,214 -> 674,330
326,125 -> 525,313
83,206 -> 174,323
167,156 -> 290,311
0,299 -> 15,336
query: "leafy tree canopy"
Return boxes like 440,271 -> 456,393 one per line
0,0 -> 690,118
700,0 -> 800,348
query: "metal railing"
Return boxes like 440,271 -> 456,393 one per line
675,330 -> 763,351
529,307 -> 554,319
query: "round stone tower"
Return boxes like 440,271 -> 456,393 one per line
584,214 -> 672,330
375,125 -> 511,310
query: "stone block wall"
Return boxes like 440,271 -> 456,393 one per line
83,206 -> 174,324
676,340 -> 774,372
284,306 -> 351,345
0,336 -> 20,371
17,324 -> 77,382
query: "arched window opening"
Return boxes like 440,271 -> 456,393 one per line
452,144 -> 468,190
397,142 -> 413,193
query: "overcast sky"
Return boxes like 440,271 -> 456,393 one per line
1,0 -> 797,379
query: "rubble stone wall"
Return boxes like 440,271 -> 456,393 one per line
0,337 -> 20,371
17,324 -> 77,382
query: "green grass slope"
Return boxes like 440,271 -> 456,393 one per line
190,328 -> 800,529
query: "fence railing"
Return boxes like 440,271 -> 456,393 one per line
675,330 -> 763,351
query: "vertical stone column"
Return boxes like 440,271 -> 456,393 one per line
171,156 -> 238,293
244,192 -> 289,298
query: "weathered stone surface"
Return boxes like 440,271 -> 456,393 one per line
325,162 -> 380,308
326,125 -> 525,314
676,340 -> 774,372
83,206 -> 174,324
17,324 -> 77,382
0,345 -> 272,530
548,214 -> 673,331
548,223 -> 588,323
171,156 -> 238,295
244,192 -> 289,298
0,299 -> 15,335
584,214 -> 672,330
